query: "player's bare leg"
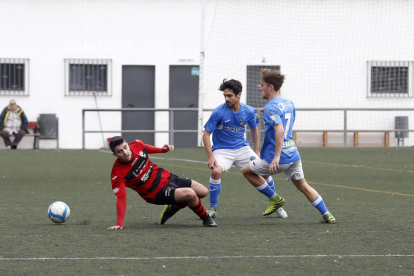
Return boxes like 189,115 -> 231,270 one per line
242,164 -> 285,216
291,178 -> 319,202
291,178 -> 336,223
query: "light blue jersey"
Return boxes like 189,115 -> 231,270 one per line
261,97 -> 300,164
204,102 -> 259,151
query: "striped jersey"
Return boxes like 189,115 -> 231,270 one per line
111,140 -> 171,203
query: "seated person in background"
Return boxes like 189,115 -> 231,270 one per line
0,99 -> 28,149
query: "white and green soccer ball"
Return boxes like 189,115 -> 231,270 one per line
48,201 -> 70,223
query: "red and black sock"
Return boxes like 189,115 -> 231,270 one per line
173,203 -> 187,211
188,198 -> 209,220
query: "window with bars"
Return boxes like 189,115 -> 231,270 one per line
367,61 -> 413,98
65,59 -> 112,96
0,59 -> 29,96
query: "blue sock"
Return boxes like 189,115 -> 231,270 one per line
209,177 -> 221,208
312,196 -> 329,215
265,176 -> 276,193
256,182 -> 276,199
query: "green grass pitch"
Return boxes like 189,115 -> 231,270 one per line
0,147 -> 413,275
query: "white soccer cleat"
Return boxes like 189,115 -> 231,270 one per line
207,207 -> 217,218
276,207 -> 288,218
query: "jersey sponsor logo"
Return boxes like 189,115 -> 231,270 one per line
218,124 -> 224,129
112,176 -> 118,180
138,160 -> 149,176
282,146 -> 297,153
140,164 -> 153,182
132,159 -> 149,178
271,114 -> 277,121
222,125 -> 245,133
113,188 -> 119,193
124,149 -> 149,182
239,118 -> 245,125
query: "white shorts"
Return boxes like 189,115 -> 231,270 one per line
249,159 -> 305,181
213,146 -> 259,172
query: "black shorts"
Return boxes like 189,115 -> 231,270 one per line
153,174 -> 192,205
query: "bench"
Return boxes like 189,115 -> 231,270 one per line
292,131 -> 390,147
9,121 -> 41,149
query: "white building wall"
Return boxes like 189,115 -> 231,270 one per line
0,0 -> 216,149
1,0 -> 413,149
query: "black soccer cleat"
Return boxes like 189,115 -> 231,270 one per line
160,205 -> 179,225
202,216 -> 217,227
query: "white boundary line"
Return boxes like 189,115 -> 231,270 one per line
99,150 -> 208,165
1,255 -> 413,261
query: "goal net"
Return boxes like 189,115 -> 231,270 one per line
200,0 -> 414,147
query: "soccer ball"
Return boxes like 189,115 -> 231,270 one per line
48,201 -> 70,223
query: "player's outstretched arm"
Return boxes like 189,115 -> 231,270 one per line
144,143 -> 174,154
108,196 -> 126,230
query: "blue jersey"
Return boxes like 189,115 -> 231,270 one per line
261,97 -> 300,164
204,102 -> 259,151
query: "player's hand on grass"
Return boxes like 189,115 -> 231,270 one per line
161,144 -> 174,153
269,156 -> 280,173
108,225 -> 123,230
208,157 -> 217,169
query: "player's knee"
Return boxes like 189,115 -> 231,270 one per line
182,188 -> 198,202
241,165 -> 251,176
198,186 -> 209,198
191,181 -> 209,198
211,167 -> 222,179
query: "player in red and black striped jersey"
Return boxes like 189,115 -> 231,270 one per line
108,136 -> 217,229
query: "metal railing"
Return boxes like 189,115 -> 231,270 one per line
82,108 -> 414,149
293,108 -> 414,146
82,108 -> 199,149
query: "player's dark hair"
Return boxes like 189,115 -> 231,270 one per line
109,136 -> 126,153
261,69 -> 285,92
218,79 -> 242,95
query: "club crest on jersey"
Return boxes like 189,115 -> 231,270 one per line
255,113 -> 259,120
271,114 -> 277,121
239,118 -> 245,125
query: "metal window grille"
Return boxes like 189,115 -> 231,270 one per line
0,58 -> 29,96
65,59 -> 112,96
367,61 -> 413,98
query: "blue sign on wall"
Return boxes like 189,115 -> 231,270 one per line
191,66 -> 199,76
